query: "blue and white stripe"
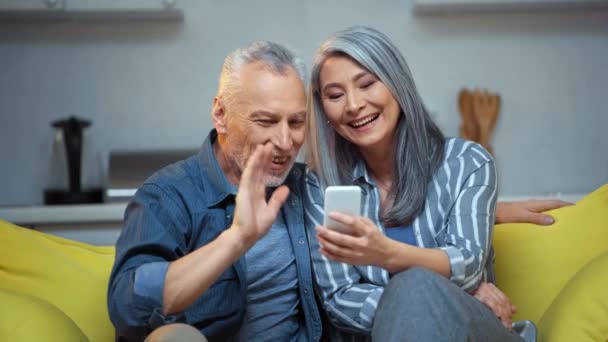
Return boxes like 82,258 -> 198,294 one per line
304,138 -> 497,340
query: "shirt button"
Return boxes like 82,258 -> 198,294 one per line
304,288 -> 309,294
314,336 -> 319,341
299,239 -> 305,245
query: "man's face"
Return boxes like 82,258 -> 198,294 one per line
217,61 -> 307,187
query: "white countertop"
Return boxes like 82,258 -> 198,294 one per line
0,193 -> 585,225
0,203 -> 127,225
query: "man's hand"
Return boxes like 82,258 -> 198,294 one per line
472,282 -> 516,329
231,143 -> 290,249
495,200 -> 573,225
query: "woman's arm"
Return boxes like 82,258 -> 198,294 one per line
304,172 -> 386,334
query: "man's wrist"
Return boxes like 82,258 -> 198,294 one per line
222,225 -> 254,255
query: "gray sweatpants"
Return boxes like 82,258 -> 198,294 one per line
372,268 -> 524,342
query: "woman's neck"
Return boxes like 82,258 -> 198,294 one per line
359,139 -> 396,188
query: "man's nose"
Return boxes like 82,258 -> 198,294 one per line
271,121 -> 293,151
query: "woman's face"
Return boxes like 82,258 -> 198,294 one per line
318,55 -> 401,153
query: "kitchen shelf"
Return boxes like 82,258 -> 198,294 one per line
0,0 -> 183,21
413,0 -> 608,15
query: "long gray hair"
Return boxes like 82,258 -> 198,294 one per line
305,26 -> 445,226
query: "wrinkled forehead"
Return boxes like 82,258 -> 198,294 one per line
232,62 -> 307,117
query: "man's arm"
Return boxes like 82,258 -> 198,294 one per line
108,143 -> 288,338
162,143 -> 289,315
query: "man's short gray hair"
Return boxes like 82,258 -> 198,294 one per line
217,41 -> 306,109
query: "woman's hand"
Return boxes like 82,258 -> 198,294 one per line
472,282 -> 517,329
496,200 -> 573,225
316,212 -> 394,268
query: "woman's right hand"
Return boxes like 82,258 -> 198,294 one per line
472,282 -> 516,329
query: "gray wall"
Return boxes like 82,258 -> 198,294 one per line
1,0 -> 607,206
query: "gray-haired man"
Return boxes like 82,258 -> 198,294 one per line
107,41 -> 322,342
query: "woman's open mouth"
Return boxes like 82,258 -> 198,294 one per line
349,113 -> 380,129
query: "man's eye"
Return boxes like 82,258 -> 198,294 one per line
256,120 -> 274,126
290,120 -> 305,127
326,93 -> 343,100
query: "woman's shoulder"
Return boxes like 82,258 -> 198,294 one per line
442,137 -> 494,165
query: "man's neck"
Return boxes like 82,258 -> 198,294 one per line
213,136 -> 241,186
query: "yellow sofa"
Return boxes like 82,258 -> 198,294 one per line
1,184 -> 607,342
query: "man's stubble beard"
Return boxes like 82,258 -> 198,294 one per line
228,139 -> 294,188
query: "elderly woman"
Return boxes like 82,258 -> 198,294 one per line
304,26 -> 537,341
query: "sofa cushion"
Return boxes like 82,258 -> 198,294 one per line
0,219 -> 115,342
0,288 -> 88,341
492,184 -> 608,325
537,251 -> 608,342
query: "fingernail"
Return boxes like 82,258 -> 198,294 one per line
543,216 -> 554,225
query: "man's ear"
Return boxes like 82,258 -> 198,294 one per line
212,96 -> 228,134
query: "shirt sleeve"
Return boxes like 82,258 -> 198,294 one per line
438,144 -> 497,292
107,183 -> 191,339
303,171 -> 383,335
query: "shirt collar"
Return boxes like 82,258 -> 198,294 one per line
352,159 -> 375,187
198,130 -> 238,207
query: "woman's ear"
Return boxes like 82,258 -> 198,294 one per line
212,96 -> 228,133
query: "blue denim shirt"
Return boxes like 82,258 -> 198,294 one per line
107,130 -> 322,342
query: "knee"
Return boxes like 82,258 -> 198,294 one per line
144,323 -> 207,342
388,267 -> 442,292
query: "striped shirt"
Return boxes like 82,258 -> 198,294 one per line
303,138 -> 497,340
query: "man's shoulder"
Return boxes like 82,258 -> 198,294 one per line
134,154 -> 207,206
144,154 -> 200,188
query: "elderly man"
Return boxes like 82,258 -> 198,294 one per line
108,41 -> 321,342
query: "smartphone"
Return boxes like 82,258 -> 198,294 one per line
323,186 -> 362,234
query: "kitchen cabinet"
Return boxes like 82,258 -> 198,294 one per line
0,0 -> 182,21
413,0 -> 608,15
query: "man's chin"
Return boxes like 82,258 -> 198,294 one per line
263,169 -> 292,187
264,175 -> 288,187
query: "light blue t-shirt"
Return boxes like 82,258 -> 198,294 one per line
384,223 -> 417,246
235,211 -> 306,342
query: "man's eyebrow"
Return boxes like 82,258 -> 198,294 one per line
249,110 -> 306,119
250,110 -> 278,118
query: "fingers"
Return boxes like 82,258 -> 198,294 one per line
328,212 -> 376,236
240,143 -> 273,189
524,212 -> 556,225
316,225 -> 360,249
267,185 -> 290,215
525,199 -> 574,213
239,144 -> 262,188
474,283 -> 514,329
318,236 -> 363,262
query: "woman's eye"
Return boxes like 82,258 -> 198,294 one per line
361,80 -> 375,89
